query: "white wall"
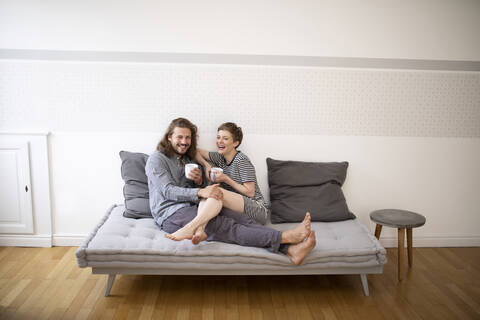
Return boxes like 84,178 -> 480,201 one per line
47,132 -> 480,248
1,0 -> 480,60
1,59 -> 478,247
1,61 -> 479,136
0,1 -> 479,247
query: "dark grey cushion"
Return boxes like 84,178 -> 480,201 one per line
266,158 -> 355,223
119,151 -> 152,219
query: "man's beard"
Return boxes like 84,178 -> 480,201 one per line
173,143 -> 189,155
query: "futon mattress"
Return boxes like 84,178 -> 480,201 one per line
76,205 -> 386,271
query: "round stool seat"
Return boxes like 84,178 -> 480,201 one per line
370,209 -> 426,229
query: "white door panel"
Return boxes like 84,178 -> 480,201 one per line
0,141 -> 34,234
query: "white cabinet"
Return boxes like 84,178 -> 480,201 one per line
0,141 -> 34,233
0,133 -> 52,247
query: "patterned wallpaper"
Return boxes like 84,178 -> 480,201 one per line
1,60 -> 479,137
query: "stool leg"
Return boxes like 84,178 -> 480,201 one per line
407,228 -> 413,267
374,224 -> 382,239
398,228 -> 405,281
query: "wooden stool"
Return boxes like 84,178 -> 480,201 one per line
370,209 -> 426,281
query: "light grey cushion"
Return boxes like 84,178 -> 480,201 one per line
119,151 -> 152,219
267,158 -> 355,223
75,204 -> 386,269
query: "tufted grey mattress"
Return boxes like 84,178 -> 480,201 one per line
76,204 -> 386,272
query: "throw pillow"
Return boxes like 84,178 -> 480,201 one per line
266,157 -> 355,223
119,151 -> 152,219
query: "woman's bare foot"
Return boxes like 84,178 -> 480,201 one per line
287,231 -> 316,266
192,227 -> 208,245
281,212 -> 311,244
165,224 -> 195,241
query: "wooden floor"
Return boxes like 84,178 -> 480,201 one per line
0,246 -> 478,320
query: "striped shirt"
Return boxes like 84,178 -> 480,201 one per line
209,151 -> 267,207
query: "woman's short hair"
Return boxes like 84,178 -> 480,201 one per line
157,118 -> 198,158
218,122 -> 243,148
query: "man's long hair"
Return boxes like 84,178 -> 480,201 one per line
157,118 -> 198,159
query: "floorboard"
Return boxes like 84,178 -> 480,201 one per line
0,247 -> 478,320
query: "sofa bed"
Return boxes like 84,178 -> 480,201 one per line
75,152 -> 386,296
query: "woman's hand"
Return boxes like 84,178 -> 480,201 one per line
213,171 -> 228,183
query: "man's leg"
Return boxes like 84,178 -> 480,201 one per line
204,208 -> 284,252
286,231 -> 316,265
164,207 -> 316,265
204,210 -> 309,248
280,212 -> 312,244
219,209 -> 312,245
161,205 -> 199,235
204,209 -> 315,265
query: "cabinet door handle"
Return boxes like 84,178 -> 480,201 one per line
25,185 -> 29,192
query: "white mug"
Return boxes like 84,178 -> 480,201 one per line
185,163 -> 199,179
210,167 -> 223,182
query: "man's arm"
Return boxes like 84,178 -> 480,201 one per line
198,184 -> 223,200
146,152 -> 222,202
146,154 -> 200,203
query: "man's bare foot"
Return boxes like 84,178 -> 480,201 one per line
192,228 -> 208,245
281,212 -> 311,244
165,225 -> 195,241
287,231 -> 316,266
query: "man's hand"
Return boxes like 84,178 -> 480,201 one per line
187,167 -> 203,186
198,184 -> 223,200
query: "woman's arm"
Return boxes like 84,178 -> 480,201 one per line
195,148 -> 212,181
196,148 -> 210,162
214,154 -> 257,198
213,173 -> 255,198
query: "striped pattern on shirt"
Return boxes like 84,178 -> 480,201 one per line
208,151 -> 266,206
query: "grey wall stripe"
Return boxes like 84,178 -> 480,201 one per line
1,49 -> 479,71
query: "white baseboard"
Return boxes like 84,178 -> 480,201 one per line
379,236 -> 480,248
0,234 -> 52,247
52,234 -> 86,246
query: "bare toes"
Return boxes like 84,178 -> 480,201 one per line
305,212 -> 311,222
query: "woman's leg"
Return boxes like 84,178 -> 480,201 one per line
219,188 -> 271,224
165,198 -> 222,241
190,193 -> 248,244
191,199 -> 211,244
218,188 -> 245,213
166,191 -> 243,243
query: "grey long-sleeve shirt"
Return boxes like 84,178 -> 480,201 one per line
145,150 -> 204,227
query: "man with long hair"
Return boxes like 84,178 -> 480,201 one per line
145,118 -> 316,265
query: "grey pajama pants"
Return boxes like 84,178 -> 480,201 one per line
162,205 -> 289,255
